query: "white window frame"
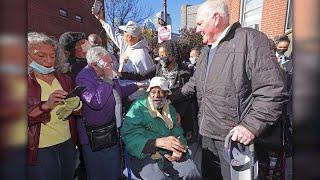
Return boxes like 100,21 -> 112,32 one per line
239,0 -> 264,30
285,0 -> 292,32
59,9 -> 68,18
75,15 -> 83,23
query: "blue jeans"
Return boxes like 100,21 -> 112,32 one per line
82,144 -> 121,180
27,139 -> 76,180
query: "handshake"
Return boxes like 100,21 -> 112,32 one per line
155,136 -> 188,162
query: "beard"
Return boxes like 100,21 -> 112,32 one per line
149,96 -> 168,110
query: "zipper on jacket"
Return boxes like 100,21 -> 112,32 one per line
236,93 -> 241,123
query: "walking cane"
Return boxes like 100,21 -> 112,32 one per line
224,131 -> 256,180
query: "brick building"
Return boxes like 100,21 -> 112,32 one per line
28,0 -> 104,39
181,0 -> 292,38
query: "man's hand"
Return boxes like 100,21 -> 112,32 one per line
164,151 -> 183,162
155,136 -> 187,154
120,54 -> 129,64
135,81 -> 149,89
92,6 -> 104,21
231,125 -> 255,145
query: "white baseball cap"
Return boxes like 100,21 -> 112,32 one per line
119,21 -> 142,37
146,77 -> 172,95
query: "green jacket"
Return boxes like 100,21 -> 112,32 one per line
120,98 -> 187,159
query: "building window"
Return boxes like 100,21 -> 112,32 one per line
240,0 -> 264,30
285,0 -> 292,32
75,15 -> 83,23
59,9 -> 68,17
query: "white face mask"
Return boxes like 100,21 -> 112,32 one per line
189,57 -> 197,65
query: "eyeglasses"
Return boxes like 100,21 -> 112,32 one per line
149,89 -> 167,96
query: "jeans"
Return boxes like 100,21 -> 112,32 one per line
27,139 -> 76,180
82,144 -> 121,180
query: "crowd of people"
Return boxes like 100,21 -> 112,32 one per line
26,0 -> 293,179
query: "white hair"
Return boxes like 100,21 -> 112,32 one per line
28,32 -> 56,50
27,32 -> 68,73
86,46 -> 109,64
205,0 -> 229,20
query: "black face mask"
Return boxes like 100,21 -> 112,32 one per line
159,57 -> 169,68
276,48 -> 287,55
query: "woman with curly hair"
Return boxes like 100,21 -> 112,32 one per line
27,32 -> 81,180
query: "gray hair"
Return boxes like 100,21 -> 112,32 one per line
86,46 -> 109,65
27,32 -> 68,73
206,0 -> 229,20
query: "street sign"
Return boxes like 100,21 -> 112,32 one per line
153,11 -> 171,28
158,25 -> 171,43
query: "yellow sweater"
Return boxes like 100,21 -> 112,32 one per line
37,78 -> 71,148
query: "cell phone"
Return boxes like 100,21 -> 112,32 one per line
66,86 -> 86,99
97,59 -> 107,69
92,0 -> 102,15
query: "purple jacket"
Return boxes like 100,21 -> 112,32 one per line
76,65 -> 138,144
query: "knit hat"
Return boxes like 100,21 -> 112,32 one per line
59,32 -> 86,51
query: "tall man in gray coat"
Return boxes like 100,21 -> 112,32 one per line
171,0 -> 287,179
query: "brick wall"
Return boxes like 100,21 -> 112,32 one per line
28,0 -> 104,39
226,0 -> 289,38
227,0 -> 241,24
260,0 -> 289,38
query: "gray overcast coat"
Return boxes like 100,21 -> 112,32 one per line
179,22 -> 288,141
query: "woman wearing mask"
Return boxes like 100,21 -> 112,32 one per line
27,32 -> 81,180
183,47 -> 201,74
59,32 -> 90,81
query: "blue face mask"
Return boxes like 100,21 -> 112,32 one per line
29,61 -> 55,74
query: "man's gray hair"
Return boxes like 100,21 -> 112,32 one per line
86,46 -> 109,65
206,0 -> 229,19
27,32 -> 68,73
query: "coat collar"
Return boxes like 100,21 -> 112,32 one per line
219,22 -> 241,44
28,71 -> 70,91
203,22 -> 241,50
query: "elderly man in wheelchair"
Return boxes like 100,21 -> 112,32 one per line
121,77 -> 202,180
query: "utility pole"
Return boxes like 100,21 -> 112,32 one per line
163,0 -> 167,26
